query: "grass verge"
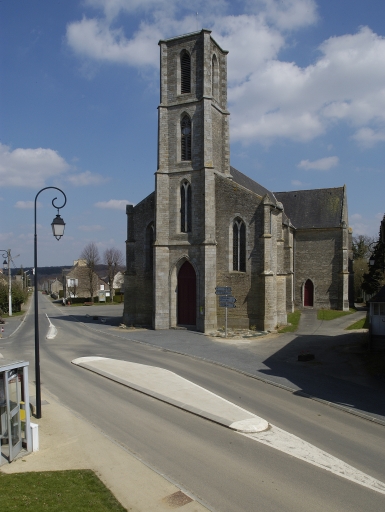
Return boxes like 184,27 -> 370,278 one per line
346,316 -> 369,330
317,308 -> 356,321
0,470 -> 126,512
279,310 -> 301,333
1,310 -> 25,318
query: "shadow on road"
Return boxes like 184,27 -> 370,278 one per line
261,331 -> 385,420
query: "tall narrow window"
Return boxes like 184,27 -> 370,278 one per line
233,218 -> 246,272
181,181 -> 192,233
181,115 -> 191,161
181,51 -> 191,94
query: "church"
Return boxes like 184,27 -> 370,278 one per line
123,29 -> 353,333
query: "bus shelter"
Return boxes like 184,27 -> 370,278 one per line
0,359 -> 31,465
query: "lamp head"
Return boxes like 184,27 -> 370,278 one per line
51,214 -> 65,241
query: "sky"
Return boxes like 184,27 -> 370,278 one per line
1,0 -> 384,268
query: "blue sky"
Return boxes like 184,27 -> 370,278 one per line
1,0 -> 384,267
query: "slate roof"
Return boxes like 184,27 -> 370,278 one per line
274,187 -> 345,229
230,166 -> 277,204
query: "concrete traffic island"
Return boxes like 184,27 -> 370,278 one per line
71,357 -> 269,433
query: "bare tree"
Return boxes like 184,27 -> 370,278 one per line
80,242 -> 100,300
104,247 -> 124,299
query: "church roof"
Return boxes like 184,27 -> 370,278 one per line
274,187 -> 345,229
230,166 -> 277,203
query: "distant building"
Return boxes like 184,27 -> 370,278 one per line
64,260 -> 107,299
123,30 -> 352,332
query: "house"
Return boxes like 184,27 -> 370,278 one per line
123,29 -> 352,332
64,259 -> 107,300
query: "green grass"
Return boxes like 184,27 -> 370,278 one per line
346,316 -> 369,330
1,310 -> 25,318
0,470 -> 126,511
279,310 -> 301,333
317,308 -> 356,321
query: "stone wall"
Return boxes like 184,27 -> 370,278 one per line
215,174 -> 265,329
293,228 -> 344,309
123,193 -> 155,326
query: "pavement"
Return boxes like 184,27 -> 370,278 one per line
1,300 -> 385,511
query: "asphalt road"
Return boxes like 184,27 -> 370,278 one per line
2,295 -> 385,511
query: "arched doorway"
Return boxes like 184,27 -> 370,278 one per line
177,261 -> 196,325
304,279 -> 314,307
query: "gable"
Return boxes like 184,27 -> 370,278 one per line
274,188 -> 345,229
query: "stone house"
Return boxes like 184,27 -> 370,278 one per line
123,29 -> 352,332
64,260 -> 107,300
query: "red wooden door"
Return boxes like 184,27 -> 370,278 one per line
177,261 -> 196,325
304,279 -> 314,307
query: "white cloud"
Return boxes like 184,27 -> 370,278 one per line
0,143 -> 70,187
246,0 -> 318,31
66,170 -> 106,186
66,17 -> 161,68
95,199 -> 132,210
78,225 -> 105,232
298,156 -> 339,171
352,128 -> 385,148
66,4 -> 385,147
350,213 -> 362,220
230,27 -> 385,145
15,201 -> 42,209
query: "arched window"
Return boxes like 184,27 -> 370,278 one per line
180,181 -> 192,233
233,218 -> 246,272
212,54 -> 219,100
181,51 -> 191,94
181,115 -> 192,161
145,223 -> 154,272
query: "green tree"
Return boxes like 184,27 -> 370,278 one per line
352,235 -> 375,260
361,215 -> 385,295
352,257 -> 368,300
0,281 -> 27,313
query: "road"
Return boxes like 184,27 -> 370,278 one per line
2,294 -> 385,511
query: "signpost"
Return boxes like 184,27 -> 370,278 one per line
215,287 -> 236,337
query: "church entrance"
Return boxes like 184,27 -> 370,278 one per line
304,279 -> 314,307
177,261 -> 196,326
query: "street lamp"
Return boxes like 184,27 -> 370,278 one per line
34,187 -> 67,419
1,249 -> 12,316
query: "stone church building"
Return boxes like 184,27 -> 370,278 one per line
123,29 -> 352,332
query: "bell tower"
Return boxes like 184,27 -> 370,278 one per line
153,29 -> 230,331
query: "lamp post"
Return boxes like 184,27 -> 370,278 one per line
1,249 -> 12,316
34,187 -> 67,419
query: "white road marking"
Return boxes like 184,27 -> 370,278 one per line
46,314 -> 57,339
242,425 -> 385,495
